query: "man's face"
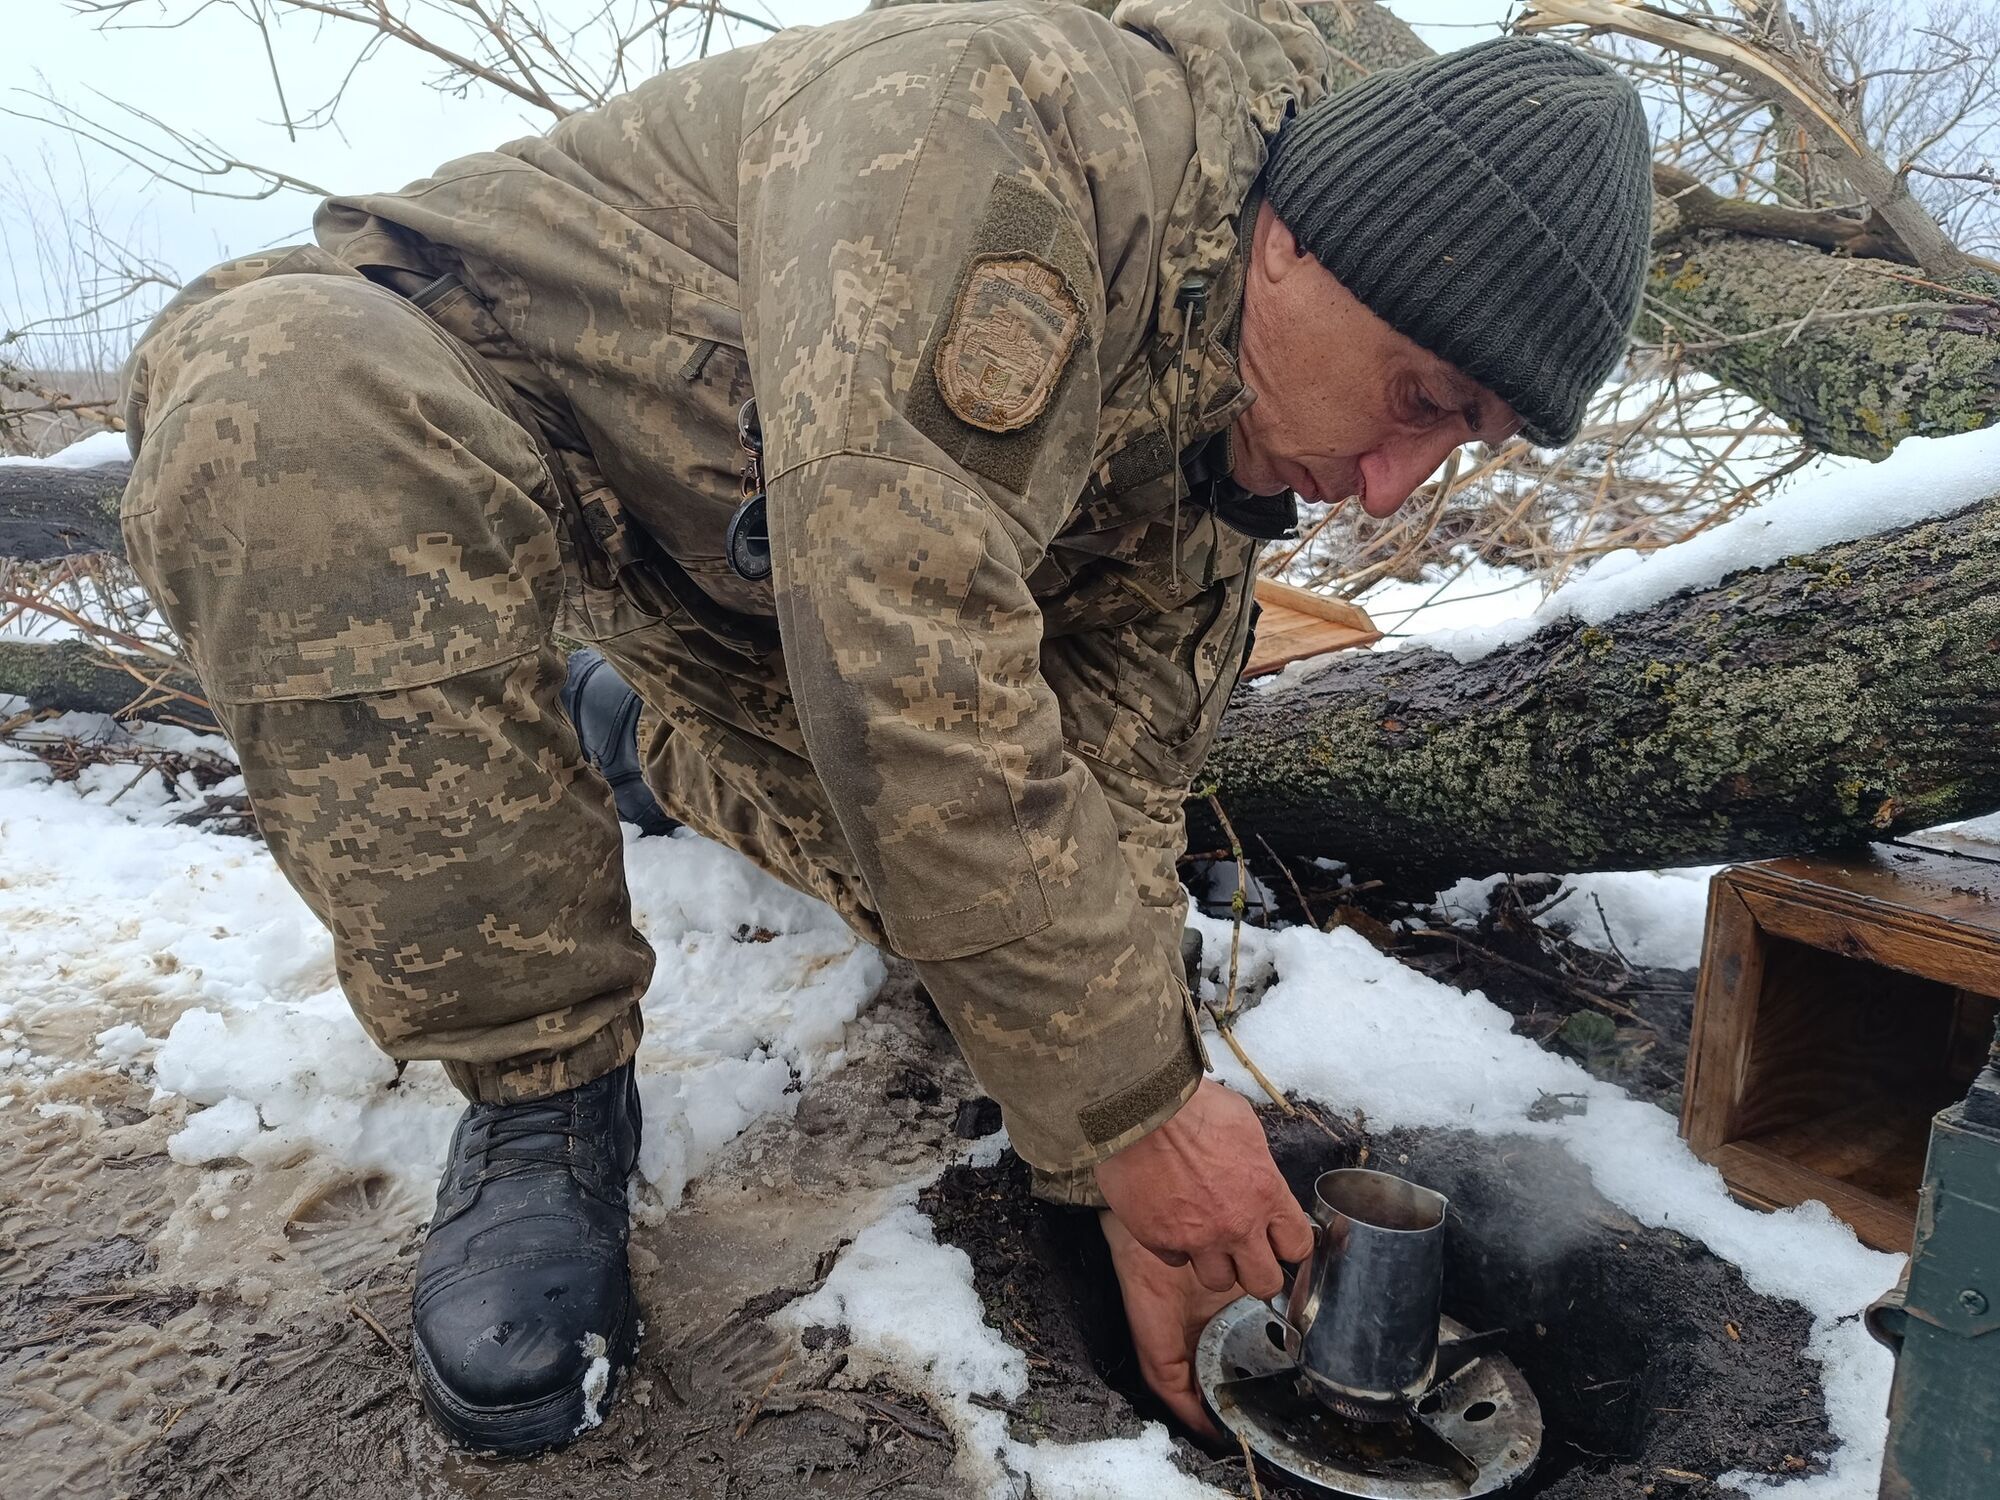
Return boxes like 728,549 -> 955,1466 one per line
1229,202 -> 1521,516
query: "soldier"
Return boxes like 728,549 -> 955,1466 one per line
120,0 -> 1652,1453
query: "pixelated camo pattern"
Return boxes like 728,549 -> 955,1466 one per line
122,0 -> 1330,1167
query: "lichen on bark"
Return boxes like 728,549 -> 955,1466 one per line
1642,232 -> 2000,459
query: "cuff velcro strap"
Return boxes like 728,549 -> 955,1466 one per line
1076,1007 -> 1204,1148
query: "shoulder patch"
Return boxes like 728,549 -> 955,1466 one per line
934,253 -> 1084,434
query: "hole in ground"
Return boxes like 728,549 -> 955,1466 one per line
924,1115 -> 1836,1498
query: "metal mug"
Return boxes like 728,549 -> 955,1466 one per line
1268,1168 -> 1450,1410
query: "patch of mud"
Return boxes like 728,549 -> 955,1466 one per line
283,1170 -> 430,1290
19,965 -> 975,1500
928,1113 -> 1835,1499
0,1087 -> 182,1290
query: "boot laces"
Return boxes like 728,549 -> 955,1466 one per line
463,1097 -> 590,1184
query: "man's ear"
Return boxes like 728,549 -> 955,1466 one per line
1253,201 -> 1311,286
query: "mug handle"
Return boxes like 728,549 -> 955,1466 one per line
1260,1220 -> 1324,1358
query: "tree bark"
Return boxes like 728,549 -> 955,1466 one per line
0,638 -> 213,727
1204,492 -> 2000,888
0,462 -> 127,562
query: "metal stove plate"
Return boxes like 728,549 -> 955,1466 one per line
1196,1301 -> 1542,1498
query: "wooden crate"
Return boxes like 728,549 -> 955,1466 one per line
1682,836 -> 2000,1253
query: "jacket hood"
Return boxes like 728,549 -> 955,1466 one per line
1113,0 -> 1332,316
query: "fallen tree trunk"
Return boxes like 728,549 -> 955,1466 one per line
1205,492 -> 2000,887
0,462 -> 127,562
0,639 -> 213,727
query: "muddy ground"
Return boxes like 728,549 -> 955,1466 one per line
4,974 -> 974,1500
4,877 -> 1840,1500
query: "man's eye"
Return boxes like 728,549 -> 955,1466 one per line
1409,391 -> 1447,424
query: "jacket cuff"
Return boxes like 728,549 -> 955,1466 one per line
1029,1161 -> 1110,1208
992,975 -> 1209,1175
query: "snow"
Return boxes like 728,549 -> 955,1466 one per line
575,1333 -> 612,1434
1358,557 -> 1545,640
0,703 -> 886,1211
1435,865 -> 1720,970
1416,425 -> 2000,663
0,429 -> 128,469
94,1021 -> 154,1063
783,1192 -> 1223,1499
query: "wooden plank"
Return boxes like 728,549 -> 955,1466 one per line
1733,885 -> 2000,1001
1242,586 -> 1382,679
1703,1141 -> 1916,1253
1746,847 -> 2000,940
1253,578 -> 1381,633
1745,1097 -> 1935,1207
1682,879 -> 1768,1156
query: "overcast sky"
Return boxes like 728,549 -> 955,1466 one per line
3,0 -> 1512,351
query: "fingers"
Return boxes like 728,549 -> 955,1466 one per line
1136,1348 -> 1221,1441
1231,1235 -> 1286,1302
1160,1379 -> 1221,1441
1190,1249 -> 1238,1294
1268,1199 -> 1316,1265
1147,1244 -> 1191,1269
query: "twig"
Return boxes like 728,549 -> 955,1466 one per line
734,1351 -> 792,1439
347,1300 -> 396,1353
1406,929 -> 1648,1026
1237,1427 -> 1266,1500
1590,893 -> 1635,972
1254,834 -> 1319,929
1204,793 -> 1248,1017
1205,1005 -> 1296,1116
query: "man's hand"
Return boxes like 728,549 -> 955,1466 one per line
1101,1208 -> 1241,1437
1093,1078 -> 1314,1298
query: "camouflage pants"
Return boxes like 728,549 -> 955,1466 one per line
123,250 -> 881,1102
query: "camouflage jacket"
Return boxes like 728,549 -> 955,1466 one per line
315,0 -> 1331,1171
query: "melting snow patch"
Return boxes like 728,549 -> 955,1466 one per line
1434,865 -> 1720,970
781,1192 -> 1224,1498
0,430 -> 129,469
576,1332 -> 612,1434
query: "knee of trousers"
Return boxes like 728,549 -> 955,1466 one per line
122,272 -> 565,706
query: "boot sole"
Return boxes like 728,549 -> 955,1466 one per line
413,1286 -> 641,1457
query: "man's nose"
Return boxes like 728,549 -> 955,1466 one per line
1357,432 -> 1469,518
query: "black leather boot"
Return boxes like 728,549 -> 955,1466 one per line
560,648 -> 678,836
412,1060 -> 643,1455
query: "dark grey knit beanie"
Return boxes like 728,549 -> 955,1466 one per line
1263,36 -> 1654,446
